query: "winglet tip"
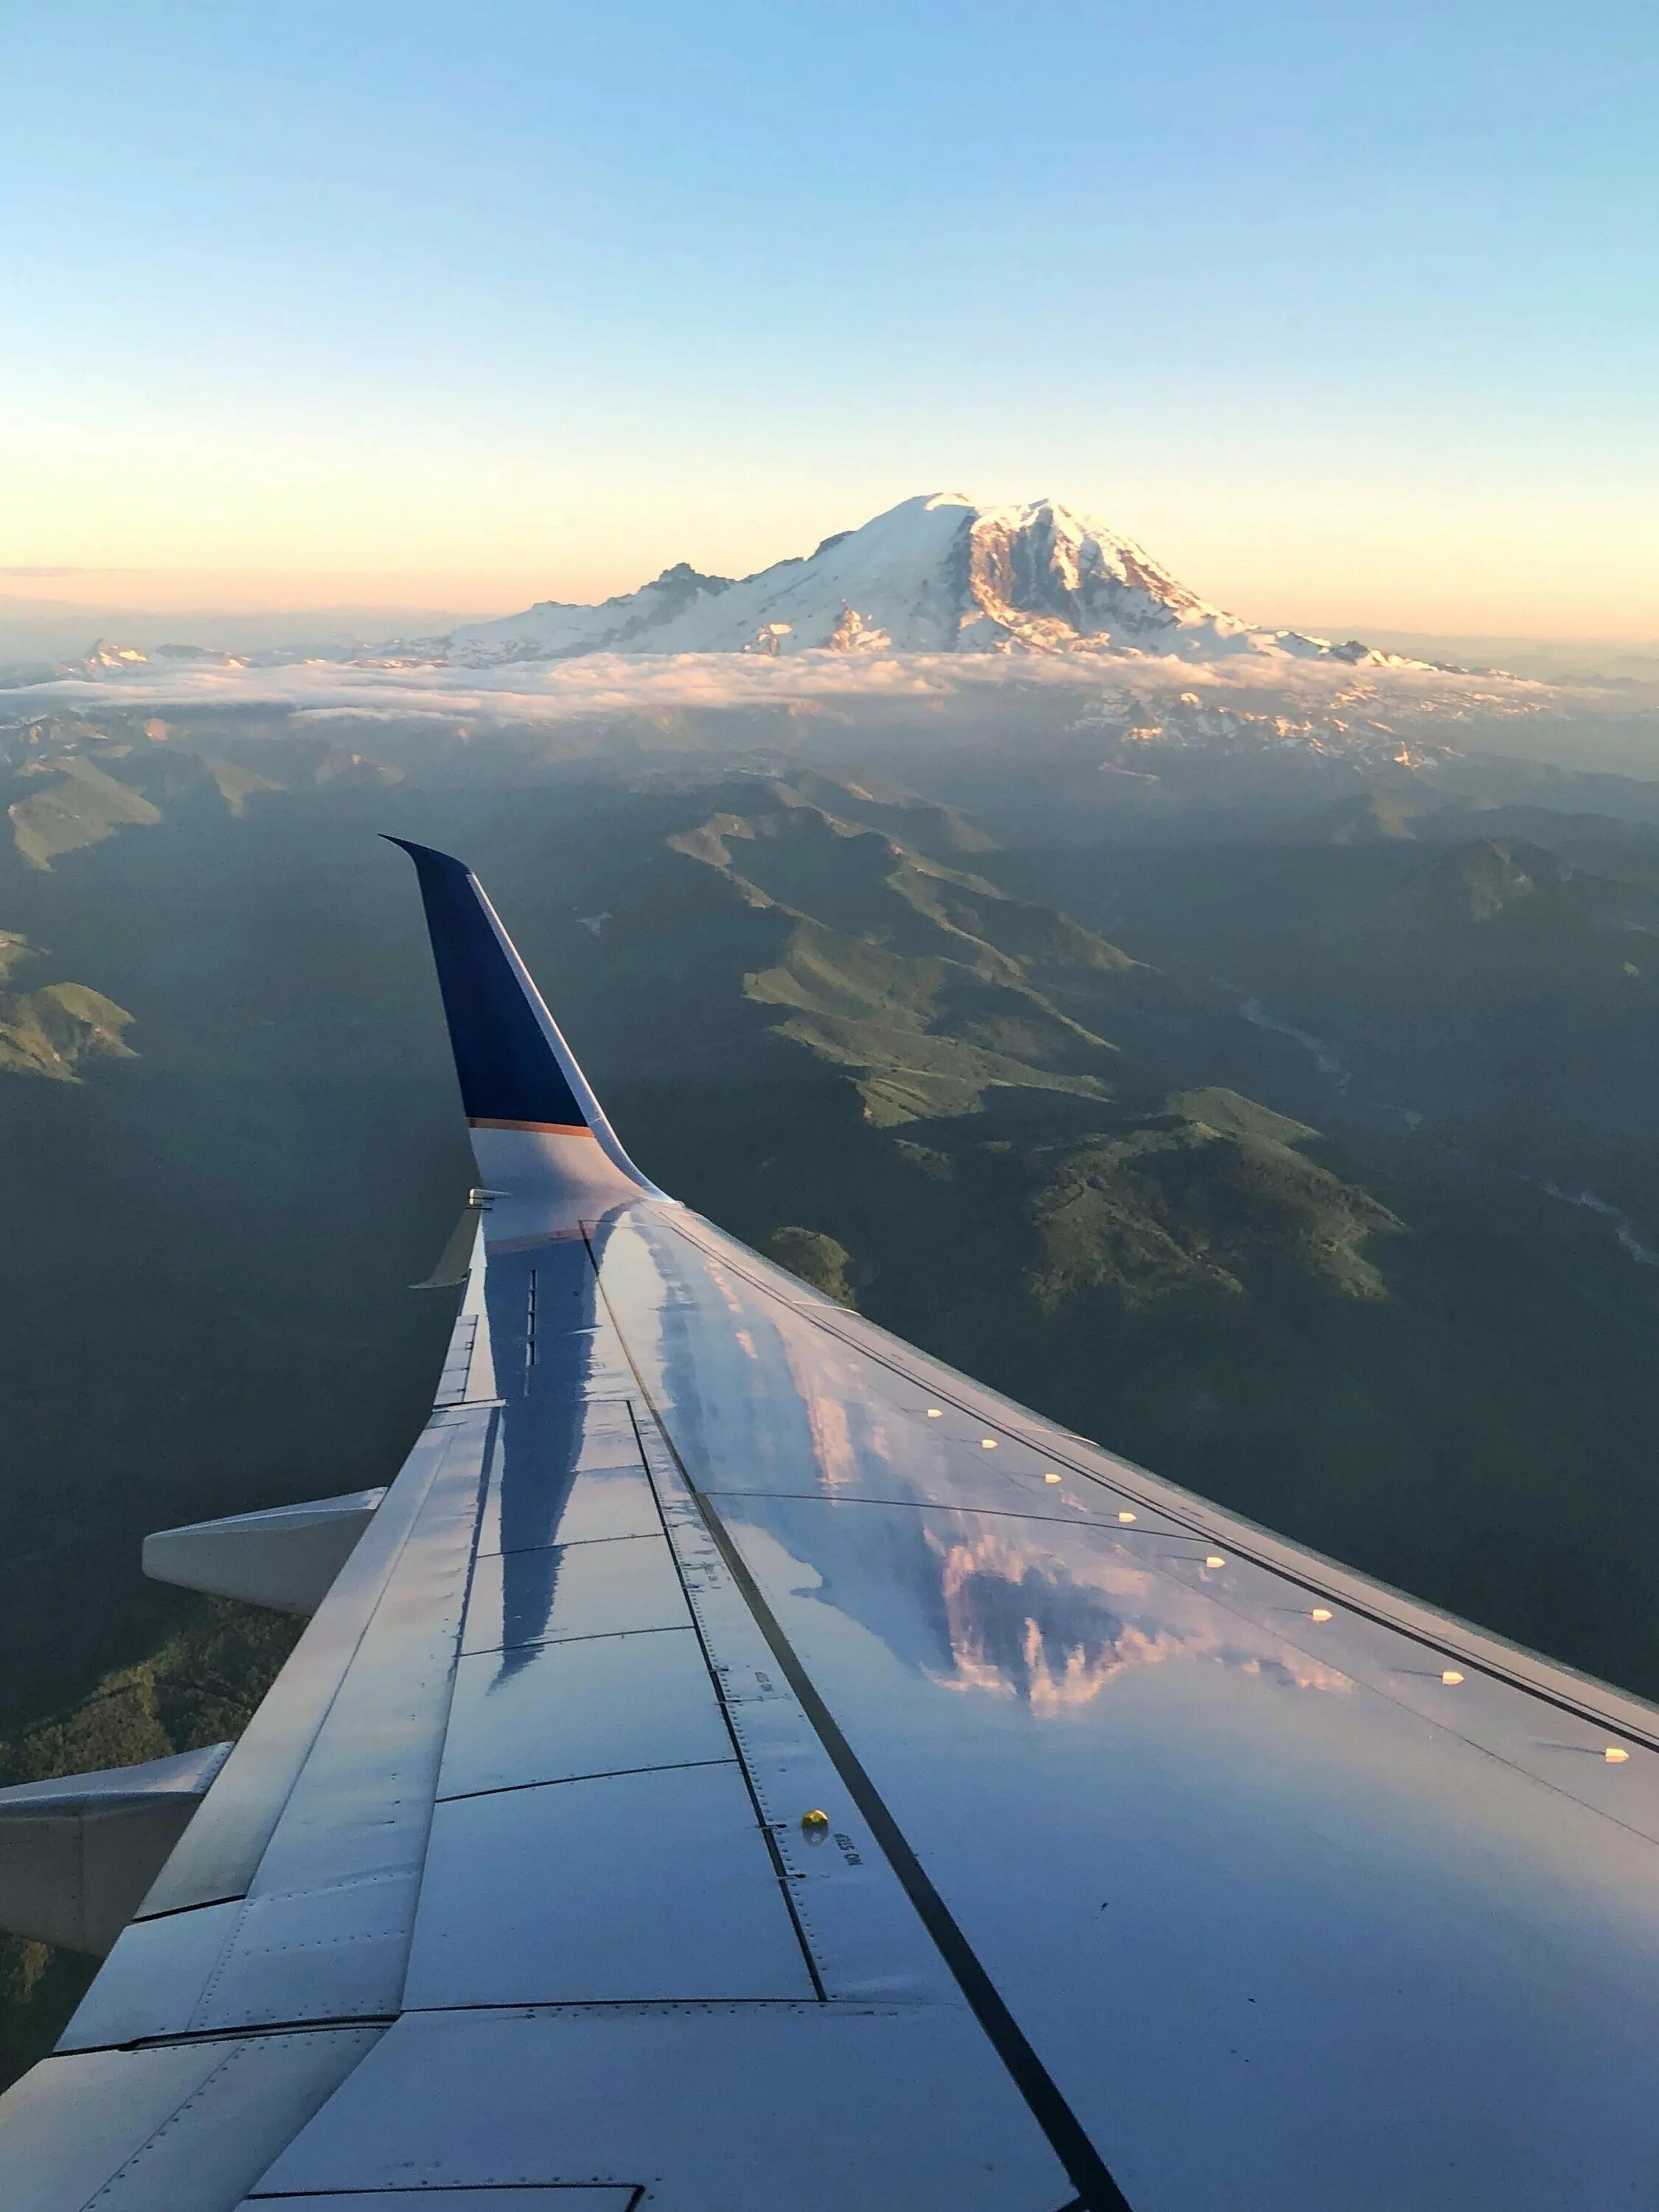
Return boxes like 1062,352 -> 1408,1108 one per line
381,833 -> 473,876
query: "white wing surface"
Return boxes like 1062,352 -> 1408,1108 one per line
3,839 -> 1658,2210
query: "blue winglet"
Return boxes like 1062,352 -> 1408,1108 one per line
386,838 -> 593,1135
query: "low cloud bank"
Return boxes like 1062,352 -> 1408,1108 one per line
3,645 -> 1573,731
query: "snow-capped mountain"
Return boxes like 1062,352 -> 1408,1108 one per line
441,493 -> 1397,666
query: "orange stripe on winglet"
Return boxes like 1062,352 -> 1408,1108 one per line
467,1117 -> 597,1135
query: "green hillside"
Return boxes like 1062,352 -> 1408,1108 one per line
9,757 -> 162,870
0,934 -> 134,1079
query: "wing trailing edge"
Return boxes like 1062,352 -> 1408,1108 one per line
142,1489 -> 388,1616
0,1742 -> 234,1955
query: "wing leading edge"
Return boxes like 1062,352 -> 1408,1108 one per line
2,842 -> 1659,2209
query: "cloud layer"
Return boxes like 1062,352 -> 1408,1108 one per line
3,647 -> 1567,729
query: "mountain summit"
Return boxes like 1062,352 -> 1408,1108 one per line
443,493 -> 1389,666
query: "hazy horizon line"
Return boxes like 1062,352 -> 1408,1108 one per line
0,584 -> 1653,654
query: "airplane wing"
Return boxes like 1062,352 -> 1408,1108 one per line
4,838 -> 1659,2211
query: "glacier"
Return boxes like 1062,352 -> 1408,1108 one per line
440,493 -> 1411,667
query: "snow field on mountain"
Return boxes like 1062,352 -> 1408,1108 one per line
444,493 -> 1410,667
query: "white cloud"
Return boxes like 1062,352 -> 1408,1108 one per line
1,646 -> 1568,730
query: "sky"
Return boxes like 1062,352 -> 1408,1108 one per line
1,1 -> 1655,636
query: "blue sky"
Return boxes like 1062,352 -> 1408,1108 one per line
2,1 -> 1655,630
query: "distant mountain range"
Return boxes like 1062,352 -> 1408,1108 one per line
437,493 -> 1422,667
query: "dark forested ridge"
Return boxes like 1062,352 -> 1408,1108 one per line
6,693 -> 1659,2076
